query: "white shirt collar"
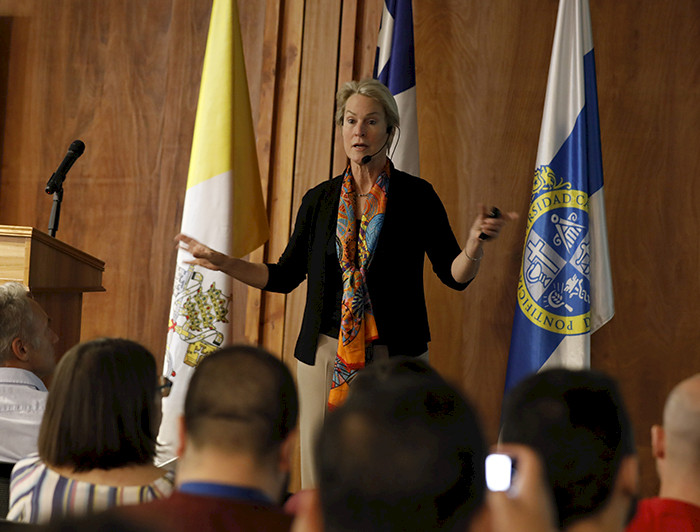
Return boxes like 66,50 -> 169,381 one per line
0,367 -> 48,391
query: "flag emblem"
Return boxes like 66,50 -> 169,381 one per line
519,164 -> 591,336
165,265 -> 228,371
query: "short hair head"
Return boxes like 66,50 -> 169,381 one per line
38,338 -> 159,471
184,345 -> 298,459
318,357 -> 487,532
0,282 -> 37,364
662,372 -> 700,464
335,79 -> 400,133
500,368 -> 636,529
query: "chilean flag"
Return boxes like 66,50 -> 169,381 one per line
374,0 -> 420,176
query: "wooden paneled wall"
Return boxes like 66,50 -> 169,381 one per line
0,0 -> 212,356
1,0 -> 698,497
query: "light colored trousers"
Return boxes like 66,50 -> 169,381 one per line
297,334 -> 429,488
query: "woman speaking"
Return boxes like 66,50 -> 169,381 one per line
176,79 -> 515,487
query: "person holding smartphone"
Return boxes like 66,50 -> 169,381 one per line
290,356 -> 558,532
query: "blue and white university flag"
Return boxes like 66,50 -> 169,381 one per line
374,0 -> 419,176
504,0 -> 614,393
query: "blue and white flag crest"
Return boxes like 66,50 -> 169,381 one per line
374,0 -> 419,176
505,0 -> 614,393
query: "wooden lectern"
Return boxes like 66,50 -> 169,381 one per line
0,225 -> 104,361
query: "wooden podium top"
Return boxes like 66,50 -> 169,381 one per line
0,225 -> 104,292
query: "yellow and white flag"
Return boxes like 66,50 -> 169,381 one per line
157,0 -> 268,461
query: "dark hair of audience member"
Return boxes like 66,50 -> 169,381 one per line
38,338 -> 159,471
184,344 -> 298,459
317,357 -> 488,532
500,368 -> 636,529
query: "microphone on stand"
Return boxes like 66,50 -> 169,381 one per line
45,140 -> 85,194
46,140 -> 85,237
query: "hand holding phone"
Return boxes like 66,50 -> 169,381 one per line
485,452 -> 515,492
486,445 -> 558,532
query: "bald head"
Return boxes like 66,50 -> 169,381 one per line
663,373 -> 700,464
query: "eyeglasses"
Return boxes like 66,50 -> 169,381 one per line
158,376 -> 173,398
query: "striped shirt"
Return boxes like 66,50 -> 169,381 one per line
6,453 -> 175,523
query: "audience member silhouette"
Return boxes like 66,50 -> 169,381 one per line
0,282 -> 58,463
626,372 -> 700,531
118,345 -> 297,532
501,368 -> 639,532
311,357 -> 557,532
7,338 -> 174,523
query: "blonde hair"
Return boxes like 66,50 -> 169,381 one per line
335,79 -> 400,132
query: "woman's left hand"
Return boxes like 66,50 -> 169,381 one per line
468,203 -> 518,244
452,204 -> 518,283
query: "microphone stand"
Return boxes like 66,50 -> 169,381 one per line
44,140 -> 85,237
48,182 -> 63,237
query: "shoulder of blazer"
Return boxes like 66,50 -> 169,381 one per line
388,167 -> 437,200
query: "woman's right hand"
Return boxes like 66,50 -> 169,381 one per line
175,233 -> 229,272
175,233 -> 269,289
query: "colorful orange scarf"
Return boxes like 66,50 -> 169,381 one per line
328,163 -> 390,410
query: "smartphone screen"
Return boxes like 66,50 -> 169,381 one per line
485,453 -> 513,491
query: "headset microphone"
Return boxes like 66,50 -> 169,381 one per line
360,126 -> 393,165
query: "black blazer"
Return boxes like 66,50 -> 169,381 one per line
264,166 -> 469,364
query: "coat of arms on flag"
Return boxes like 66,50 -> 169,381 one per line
519,165 -> 591,337
164,265 -> 230,374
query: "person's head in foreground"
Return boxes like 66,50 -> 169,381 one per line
652,372 -> 700,497
39,337 -> 161,471
316,357 -> 488,532
625,372 -> 700,532
179,344 -> 299,504
0,281 -> 58,377
500,368 -> 638,531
